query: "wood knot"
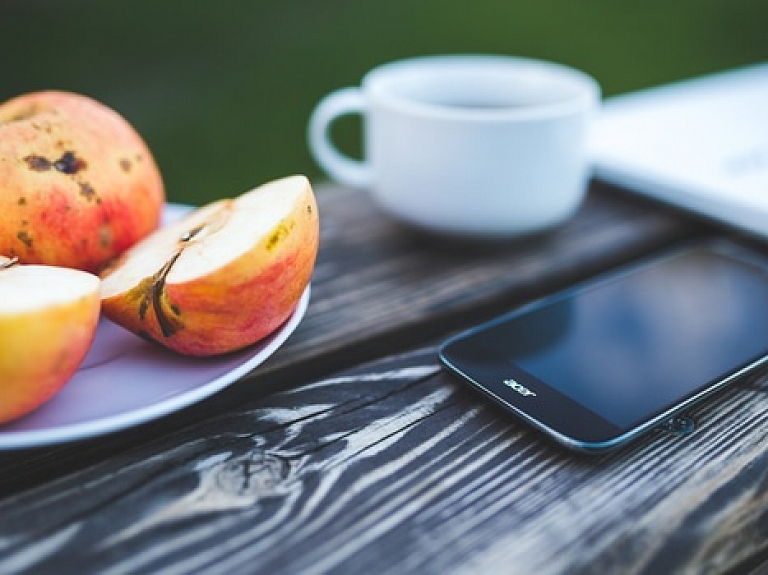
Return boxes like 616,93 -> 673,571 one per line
215,451 -> 291,496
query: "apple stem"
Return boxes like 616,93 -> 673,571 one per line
141,251 -> 184,339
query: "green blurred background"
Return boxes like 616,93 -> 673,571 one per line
2,0 -> 767,206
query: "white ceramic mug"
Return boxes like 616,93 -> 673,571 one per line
308,54 -> 601,238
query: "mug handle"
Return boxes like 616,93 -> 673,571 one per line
308,87 -> 372,188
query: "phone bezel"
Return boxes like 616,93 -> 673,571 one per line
439,238 -> 768,453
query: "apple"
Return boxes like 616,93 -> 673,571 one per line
0,90 -> 165,273
0,256 -> 101,424
99,175 -> 319,356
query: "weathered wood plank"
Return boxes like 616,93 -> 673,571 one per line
1,347 -> 766,574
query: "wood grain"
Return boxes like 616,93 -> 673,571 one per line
1,347 -> 766,574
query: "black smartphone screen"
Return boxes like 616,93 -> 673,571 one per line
440,241 -> 768,451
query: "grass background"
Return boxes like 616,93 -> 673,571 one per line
2,0 -> 767,206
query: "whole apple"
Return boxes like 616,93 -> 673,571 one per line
0,90 -> 165,273
0,257 -> 101,424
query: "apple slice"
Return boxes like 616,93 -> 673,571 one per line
0,257 -> 101,424
99,175 -> 320,356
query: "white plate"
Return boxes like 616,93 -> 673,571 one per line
0,204 -> 310,450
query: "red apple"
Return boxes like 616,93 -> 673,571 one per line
0,90 -> 165,273
0,257 -> 101,424
100,175 -> 319,356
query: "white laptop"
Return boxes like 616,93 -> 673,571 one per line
590,62 -> 768,238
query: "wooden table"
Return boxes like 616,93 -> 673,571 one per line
1,181 -> 767,574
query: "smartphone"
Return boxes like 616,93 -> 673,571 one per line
439,239 -> 768,453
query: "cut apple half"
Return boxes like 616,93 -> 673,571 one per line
0,258 -> 101,424
100,175 -> 320,356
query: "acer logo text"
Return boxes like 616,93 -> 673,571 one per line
503,379 -> 537,397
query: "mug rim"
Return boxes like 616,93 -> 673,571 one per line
362,54 -> 601,121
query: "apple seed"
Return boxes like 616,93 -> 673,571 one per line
0,256 -> 19,270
